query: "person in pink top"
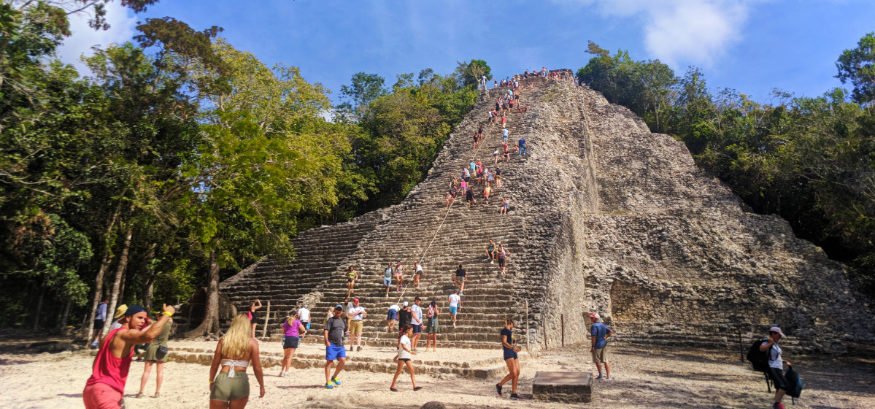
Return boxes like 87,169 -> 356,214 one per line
83,303 -> 175,409
279,312 -> 307,377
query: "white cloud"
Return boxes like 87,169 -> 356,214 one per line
56,2 -> 137,73
560,0 -> 753,67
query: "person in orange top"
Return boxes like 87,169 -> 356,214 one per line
83,303 -> 175,409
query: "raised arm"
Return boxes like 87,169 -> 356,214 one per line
254,299 -> 263,310
119,304 -> 175,345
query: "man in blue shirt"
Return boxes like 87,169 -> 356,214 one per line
589,312 -> 614,380
518,137 -> 527,157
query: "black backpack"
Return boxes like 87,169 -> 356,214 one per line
747,339 -> 773,392
747,339 -> 770,372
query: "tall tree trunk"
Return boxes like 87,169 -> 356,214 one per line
33,286 -> 45,331
142,243 -> 157,312
84,207 -> 120,342
60,298 -> 72,333
102,225 -> 134,335
186,249 -> 220,337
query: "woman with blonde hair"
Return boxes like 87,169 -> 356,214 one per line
209,315 -> 265,408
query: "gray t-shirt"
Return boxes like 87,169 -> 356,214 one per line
325,316 -> 345,346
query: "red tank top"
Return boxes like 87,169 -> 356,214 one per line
85,328 -> 133,393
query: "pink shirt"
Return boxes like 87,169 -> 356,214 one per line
282,319 -> 301,337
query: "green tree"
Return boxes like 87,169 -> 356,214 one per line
454,59 -> 492,88
836,32 -> 875,105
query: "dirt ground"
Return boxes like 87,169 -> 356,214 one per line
1,343 -> 873,409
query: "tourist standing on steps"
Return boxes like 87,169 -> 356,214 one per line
485,239 -> 497,264
502,127 -> 509,144
589,312 -> 614,381
760,326 -> 792,409
410,297 -> 424,352
323,305 -> 346,389
496,319 -> 521,400
278,312 -> 306,377
518,136 -> 527,157
297,304 -> 311,331
398,301 -> 412,330
394,260 -> 405,292
347,298 -> 367,352
497,244 -> 510,276
453,264 -> 467,295
209,314 -> 266,408
136,311 -> 173,398
425,300 -> 440,352
448,290 -> 461,327
483,183 -> 493,203
83,304 -> 175,409
383,263 -> 393,298
413,261 -> 424,289
465,187 -> 476,207
90,299 -> 108,348
389,325 -> 422,392
246,299 -> 262,335
345,266 -> 358,301
500,196 -> 510,215
386,303 -> 400,333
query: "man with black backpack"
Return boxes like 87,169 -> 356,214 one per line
759,326 -> 792,409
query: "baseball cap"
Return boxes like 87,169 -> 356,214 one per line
402,301 -> 408,306
334,304 -> 343,311
769,326 -> 786,337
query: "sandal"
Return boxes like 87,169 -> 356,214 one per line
390,387 -> 399,392
413,386 -> 423,391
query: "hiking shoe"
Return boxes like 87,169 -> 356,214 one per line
331,377 -> 342,386
773,403 -> 785,409
414,386 -> 423,391
595,374 -> 603,380
496,383 -> 502,396
510,393 -> 520,400
325,383 -> 334,390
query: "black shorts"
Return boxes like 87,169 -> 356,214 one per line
399,358 -> 411,362
94,319 -> 105,330
412,324 -> 422,334
767,367 -> 788,391
283,336 -> 300,349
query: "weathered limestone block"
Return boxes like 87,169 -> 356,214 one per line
532,371 -> 592,403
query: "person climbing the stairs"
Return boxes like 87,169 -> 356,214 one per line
483,184 -> 493,204
485,239 -> 497,264
345,265 -> 358,301
413,261 -> 424,289
465,187 -> 476,207
448,289 -> 461,328
393,260 -> 405,292
518,135 -> 527,158
398,302 -> 412,332
410,297 -> 424,352
347,298 -> 366,352
386,303 -> 400,333
453,264 -> 467,295
383,263 -> 393,298
497,243 -> 510,276
499,195 -> 510,215
425,300 -> 440,352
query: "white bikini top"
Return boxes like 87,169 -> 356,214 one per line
219,359 -> 249,378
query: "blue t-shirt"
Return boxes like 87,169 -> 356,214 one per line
518,138 -> 526,147
591,322 -> 610,349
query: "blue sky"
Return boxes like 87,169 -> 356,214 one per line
58,0 -> 875,105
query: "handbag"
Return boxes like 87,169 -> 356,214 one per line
156,345 -> 169,360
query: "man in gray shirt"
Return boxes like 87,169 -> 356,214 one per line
323,304 -> 346,389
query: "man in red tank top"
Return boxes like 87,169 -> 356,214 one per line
83,303 -> 175,409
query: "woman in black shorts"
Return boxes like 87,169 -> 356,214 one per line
496,319 -> 520,400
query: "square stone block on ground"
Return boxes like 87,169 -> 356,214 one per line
532,371 -> 592,403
